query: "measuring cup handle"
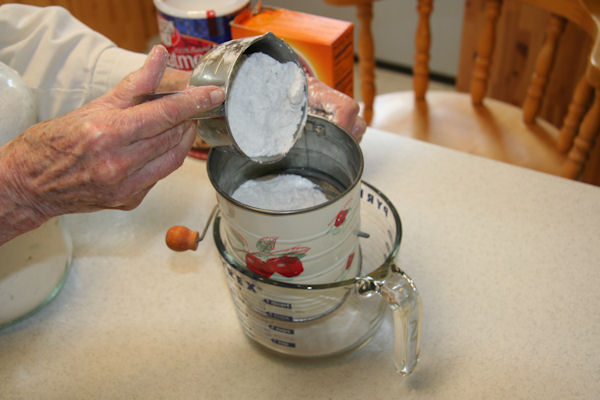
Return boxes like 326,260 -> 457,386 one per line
356,264 -> 422,375
383,264 -> 422,375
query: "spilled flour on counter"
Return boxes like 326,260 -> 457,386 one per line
232,174 -> 328,211
227,52 -> 306,159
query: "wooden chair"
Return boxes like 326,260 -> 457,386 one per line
323,0 -> 377,125
370,0 -> 600,185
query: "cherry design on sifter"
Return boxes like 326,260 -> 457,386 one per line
335,209 -> 349,227
228,226 -> 308,279
328,197 -> 353,234
245,253 -> 304,278
346,252 -> 355,270
241,236 -> 307,278
330,200 -> 355,271
241,201 -> 356,278
244,237 -> 308,278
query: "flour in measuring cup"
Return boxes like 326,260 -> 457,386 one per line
227,52 -> 306,159
232,174 -> 327,211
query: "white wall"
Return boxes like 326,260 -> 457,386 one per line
261,0 -> 465,78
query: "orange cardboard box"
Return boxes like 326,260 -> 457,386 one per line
231,6 -> 354,97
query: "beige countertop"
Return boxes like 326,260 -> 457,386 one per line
1,128 -> 600,399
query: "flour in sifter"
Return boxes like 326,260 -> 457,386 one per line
227,52 -> 306,159
232,174 -> 327,211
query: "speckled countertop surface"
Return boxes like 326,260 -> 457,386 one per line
1,128 -> 600,399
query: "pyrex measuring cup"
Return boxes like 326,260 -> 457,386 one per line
214,181 -> 422,375
165,115 -> 421,374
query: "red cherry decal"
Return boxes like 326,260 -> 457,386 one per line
245,253 -> 274,278
335,209 -> 349,227
346,252 -> 355,269
266,256 -> 304,278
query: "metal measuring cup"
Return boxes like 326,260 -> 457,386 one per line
193,32 -> 308,163
139,33 -> 308,163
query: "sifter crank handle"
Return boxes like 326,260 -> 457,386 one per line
165,206 -> 218,251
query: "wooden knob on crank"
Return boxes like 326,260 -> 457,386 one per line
166,225 -> 199,251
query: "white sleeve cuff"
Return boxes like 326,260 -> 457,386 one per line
90,47 -> 148,101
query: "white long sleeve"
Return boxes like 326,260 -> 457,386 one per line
0,4 -> 147,122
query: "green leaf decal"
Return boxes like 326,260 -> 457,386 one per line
256,237 -> 277,253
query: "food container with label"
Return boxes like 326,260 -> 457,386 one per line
154,0 -> 250,71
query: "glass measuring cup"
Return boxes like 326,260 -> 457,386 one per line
0,217 -> 72,331
213,181 -> 422,375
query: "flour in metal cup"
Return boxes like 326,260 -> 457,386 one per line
227,52 -> 306,159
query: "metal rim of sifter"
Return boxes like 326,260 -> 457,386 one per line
206,114 -> 364,216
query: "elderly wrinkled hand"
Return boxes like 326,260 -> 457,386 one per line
0,45 -> 224,244
306,76 -> 366,142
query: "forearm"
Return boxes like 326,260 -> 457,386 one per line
0,142 -> 47,246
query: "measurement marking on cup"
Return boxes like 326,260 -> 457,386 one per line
264,298 -> 292,309
266,311 -> 294,321
268,325 -> 295,335
271,338 -> 296,348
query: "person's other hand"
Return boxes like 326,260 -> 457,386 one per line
1,45 -> 225,223
306,76 -> 366,142
157,67 -> 192,92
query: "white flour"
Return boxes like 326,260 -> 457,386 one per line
227,53 -> 306,159
232,174 -> 327,211
0,218 -> 71,326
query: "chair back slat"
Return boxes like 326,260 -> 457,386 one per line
413,0 -> 433,100
557,75 -> 594,152
522,14 -> 566,124
564,88 -> 600,178
470,0 -> 502,105
356,3 -> 376,125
